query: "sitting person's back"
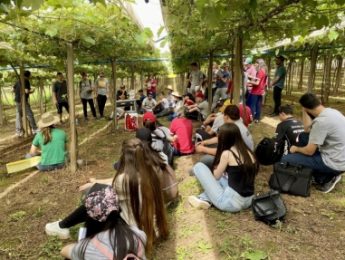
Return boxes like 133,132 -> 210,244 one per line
28,112 -> 66,171
274,105 -> 304,158
282,93 -> 345,193
170,109 -> 194,155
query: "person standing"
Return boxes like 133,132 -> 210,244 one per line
79,72 -> 96,120
269,56 -> 286,116
188,62 -> 204,95
13,70 -> 38,136
243,57 -> 257,107
52,72 -> 69,123
249,59 -> 268,123
95,72 -> 109,118
212,63 -> 231,111
147,75 -> 158,99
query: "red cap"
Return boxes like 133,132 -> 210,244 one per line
143,112 -> 156,123
195,91 -> 204,99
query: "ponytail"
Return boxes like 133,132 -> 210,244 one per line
42,126 -> 53,144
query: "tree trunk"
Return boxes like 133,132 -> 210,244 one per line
39,79 -> 44,116
207,51 -> 214,113
333,55 -> 343,95
233,34 -> 243,105
131,69 -> 135,91
298,57 -> 305,90
0,81 -> 3,126
140,72 -> 144,90
111,59 -> 118,131
20,64 -> 28,137
307,45 -> 319,92
67,43 -> 77,173
323,54 -> 332,104
286,59 -> 293,95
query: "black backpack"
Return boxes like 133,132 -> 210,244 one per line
255,137 -> 281,165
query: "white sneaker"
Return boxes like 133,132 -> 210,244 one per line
188,196 -> 211,209
45,221 -> 70,239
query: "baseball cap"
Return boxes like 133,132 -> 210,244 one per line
143,111 -> 156,123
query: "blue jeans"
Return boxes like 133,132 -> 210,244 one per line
37,163 -> 65,172
281,132 -> 342,184
249,94 -> 262,120
193,162 -> 253,212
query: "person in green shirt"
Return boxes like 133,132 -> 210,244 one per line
269,56 -> 286,116
28,112 -> 67,171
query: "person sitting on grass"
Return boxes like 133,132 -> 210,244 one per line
169,108 -> 195,156
273,104 -> 304,159
45,138 -> 169,254
136,89 -> 146,113
60,186 -> 147,260
142,112 -> 174,166
185,91 -> 209,121
281,93 -> 345,193
195,105 -> 254,170
188,123 -> 259,211
135,128 -> 179,204
27,112 -> 67,171
168,91 -> 183,121
141,93 -> 157,113
155,86 -> 176,118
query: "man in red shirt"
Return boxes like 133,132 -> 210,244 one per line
170,108 -> 194,155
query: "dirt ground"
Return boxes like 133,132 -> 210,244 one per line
0,94 -> 344,260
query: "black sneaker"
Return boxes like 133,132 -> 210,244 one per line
316,175 -> 342,193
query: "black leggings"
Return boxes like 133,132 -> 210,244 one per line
81,98 -> 97,118
59,205 -> 105,237
59,183 -> 109,237
273,86 -> 282,114
97,94 -> 107,117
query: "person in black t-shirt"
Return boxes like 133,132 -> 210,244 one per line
52,72 -> 69,122
274,105 -> 304,159
13,70 -> 38,136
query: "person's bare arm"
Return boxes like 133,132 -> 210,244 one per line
60,243 -> 76,259
29,145 -> 40,155
290,144 -> 317,156
202,136 -> 218,145
302,109 -> 312,132
195,145 -> 217,155
270,76 -> 280,87
213,151 -> 229,179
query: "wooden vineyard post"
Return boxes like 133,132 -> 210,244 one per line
333,55 -> 343,95
131,67 -> 135,92
20,64 -> 28,137
111,59 -> 118,131
67,43 -> 77,173
140,72 -> 144,90
0,80 -> 3,126
323,53 -> 332,105
39,79 -> 44,116
233,33 -> 243,105
298,57 -> 305,90
207,51 -> 213,113
307,45 -> 318,92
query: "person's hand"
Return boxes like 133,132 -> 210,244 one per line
78,182 -> 94,192
172,135 -> 178,142
290,146 -> 298,154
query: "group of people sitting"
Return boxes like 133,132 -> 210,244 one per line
24,85 -> 344,259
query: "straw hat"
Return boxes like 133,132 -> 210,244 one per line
166,85 -> 174,91
172,91 -> 182,98
37,112 -> 60,129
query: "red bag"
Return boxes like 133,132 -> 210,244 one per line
124,112 -> 138,131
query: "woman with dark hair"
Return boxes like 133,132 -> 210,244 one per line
189,123 -> 259,212
45,138 -> 168,254
136,128 -> 179,204
60,186 -> 146,259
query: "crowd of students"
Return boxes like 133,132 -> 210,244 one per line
15,59 -> 345,259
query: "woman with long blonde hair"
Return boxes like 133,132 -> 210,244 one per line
45,138 -> 169,254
